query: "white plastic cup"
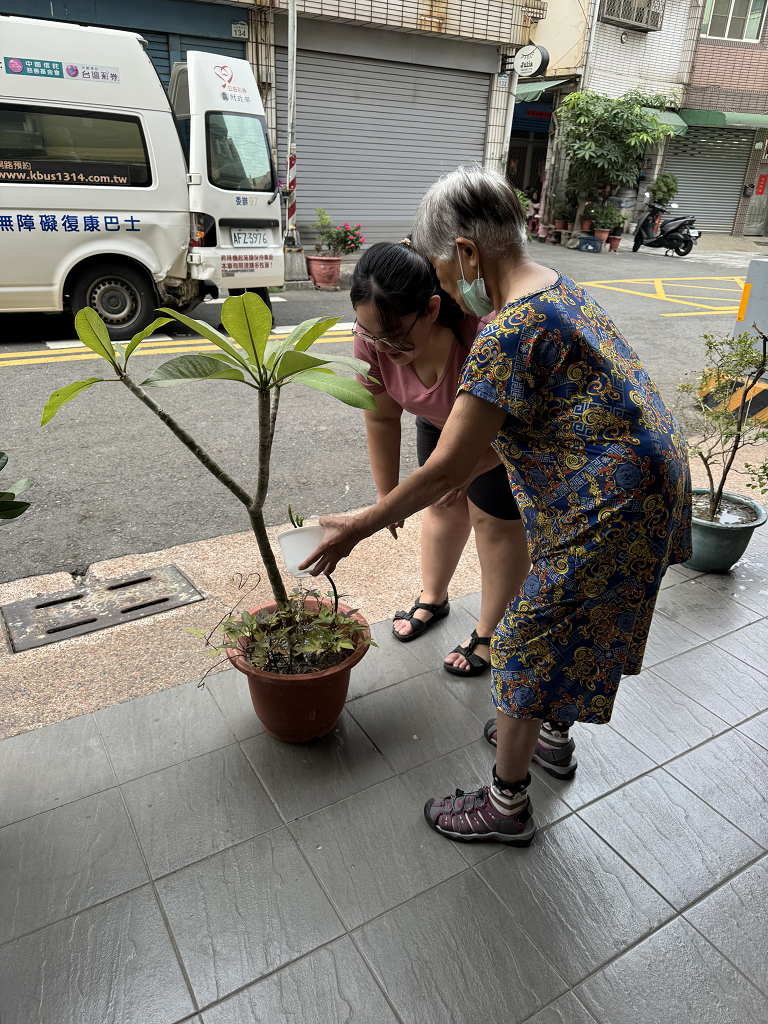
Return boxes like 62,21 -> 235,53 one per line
277,525 -> 326,578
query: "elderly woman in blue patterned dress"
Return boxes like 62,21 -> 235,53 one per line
301,167 -> 692,846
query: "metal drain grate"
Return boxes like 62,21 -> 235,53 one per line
1,564 -> 204,652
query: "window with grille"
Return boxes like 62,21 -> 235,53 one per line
700,0 -> 767,39
600,0 -> 665,32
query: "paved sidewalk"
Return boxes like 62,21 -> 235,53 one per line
1,540 -> 768,1023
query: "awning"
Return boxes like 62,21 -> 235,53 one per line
642,107 -> 688,135
515,78 -> 570,102
681,109 -> 768,128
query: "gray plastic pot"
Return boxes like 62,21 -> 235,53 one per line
686,488 -> 767,573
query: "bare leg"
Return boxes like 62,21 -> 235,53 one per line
445,502 -> 530,670
494,711 -> 541,782
393,498 -> 472,637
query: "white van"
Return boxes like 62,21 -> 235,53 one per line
0,16 -> 284,338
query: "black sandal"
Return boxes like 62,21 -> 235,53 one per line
444,629 -> 492,676
391,594 -> 450,642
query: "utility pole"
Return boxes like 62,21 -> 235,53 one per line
501,67 -> 520,176
282,0 -> 311,288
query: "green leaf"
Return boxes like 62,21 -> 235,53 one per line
292,369 -> 377,409
156,307 -> 252,373
221,293 -> 271,367
42,378 -> 104,426
293,317 -> 342,352
311,352 -> 373,376
0,499 -> 30,520
9,478 -> 30,498
74,307 -> 117,366
276,350 -> 335,381
140,354 -> 248,388
125,316 -> 173,362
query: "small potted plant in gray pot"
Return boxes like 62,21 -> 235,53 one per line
676,324 -> 768,572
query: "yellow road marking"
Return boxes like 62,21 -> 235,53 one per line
580,276 -> 744,316
0,332 -> 354,369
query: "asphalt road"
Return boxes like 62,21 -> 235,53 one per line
0,242 -> 757,583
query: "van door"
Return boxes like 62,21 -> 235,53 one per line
170,51 -> 284,294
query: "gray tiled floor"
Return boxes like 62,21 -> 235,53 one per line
2,576 -> 768,1023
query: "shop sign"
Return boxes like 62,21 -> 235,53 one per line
513,45 -> 549,78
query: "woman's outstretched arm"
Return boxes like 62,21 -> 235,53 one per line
300,392 -> 508,575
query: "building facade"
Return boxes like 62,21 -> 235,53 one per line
662,2 -> 768,235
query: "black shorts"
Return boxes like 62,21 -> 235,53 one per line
415,417 -> 521,521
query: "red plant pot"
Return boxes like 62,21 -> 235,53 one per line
226,597 -> 370,743
554,220 -> 565,229
306,255 -> 342,288
567,222 -> 575,231
608,235 -> 621,251
582,218 -> 592,231
594,228 -> 610,242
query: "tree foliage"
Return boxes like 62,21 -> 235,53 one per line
557,90 -> 675,194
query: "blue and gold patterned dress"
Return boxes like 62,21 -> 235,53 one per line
458,274 -> 692,725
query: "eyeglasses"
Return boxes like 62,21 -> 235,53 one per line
352,312 -> 420,352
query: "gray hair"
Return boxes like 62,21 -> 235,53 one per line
411,165 -> 527,260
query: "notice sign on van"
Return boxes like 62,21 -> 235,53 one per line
3,58 -> 120,83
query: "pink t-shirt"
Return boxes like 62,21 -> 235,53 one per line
354,314 -> 486,429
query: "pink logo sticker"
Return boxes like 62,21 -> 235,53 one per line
66,64 -> 79,77
7,58 -> 23,73
214,65 -> 233,85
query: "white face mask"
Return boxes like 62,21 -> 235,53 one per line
456,245 -> 494,317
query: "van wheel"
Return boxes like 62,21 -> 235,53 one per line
71,263 -> 157,340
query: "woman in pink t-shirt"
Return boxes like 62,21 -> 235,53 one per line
351,241 -> 530,674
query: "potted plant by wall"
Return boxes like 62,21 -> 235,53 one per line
581,201 -> 594,231
554,204 -> 567,230
590,203 -> 623,242
649,171 -> 679,206
676,324 -> 768,572
306,208 -> 365,289
42,295 -> 378,741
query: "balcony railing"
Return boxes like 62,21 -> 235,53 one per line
259,0 -> 548,46
600,0 -> 665,32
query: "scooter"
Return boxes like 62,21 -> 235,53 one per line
632,194 -> 700,256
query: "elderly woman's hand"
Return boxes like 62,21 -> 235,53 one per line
299,515 -> 363,576
431,487 -> 466,510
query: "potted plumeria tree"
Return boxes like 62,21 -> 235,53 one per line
41,295 -> 378,742
306,208 -> 365,289
677,324 -> 768,572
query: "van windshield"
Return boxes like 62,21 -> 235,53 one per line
206,112 -> 272,192
0,104 -> 150,186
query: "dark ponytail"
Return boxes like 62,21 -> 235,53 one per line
350,241 -> 464,348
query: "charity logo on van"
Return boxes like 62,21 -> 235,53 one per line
65,64 -> 120,83
4,57 -> 63,78
214,65 -> 233,86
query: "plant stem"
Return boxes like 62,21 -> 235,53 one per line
249,388 -> 287,604
119,373 -> 251,505
327,573 -> 339,615
712,327 -> 768,518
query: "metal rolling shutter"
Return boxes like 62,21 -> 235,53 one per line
275,48 -> 490,243
180,35 -> 247,62
142,33 -> 246,90
663,127 -> 754,233
143,31 -> 172,88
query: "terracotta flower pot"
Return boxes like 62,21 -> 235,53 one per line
567,222 -> 574,231
306,255 -> 342,288
594,228 -> 610,241
555,219 -> 565,229
608,235 -> 621,251
582,218 -> 592,231
226,597 -> 370,743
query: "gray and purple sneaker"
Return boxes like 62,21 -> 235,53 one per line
484,719 -> 578,780
424,773 -> 535,845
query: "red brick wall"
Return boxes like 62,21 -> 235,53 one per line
690,42 -> 768,92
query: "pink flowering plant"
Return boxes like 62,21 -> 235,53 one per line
327,222 -> 365,256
